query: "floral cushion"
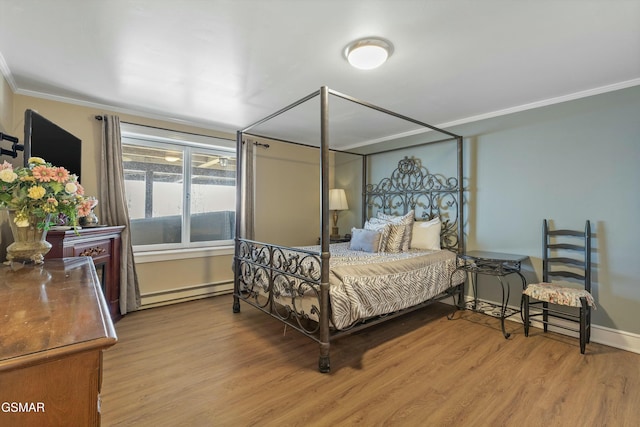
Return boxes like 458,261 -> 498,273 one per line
523,283 -> 596,309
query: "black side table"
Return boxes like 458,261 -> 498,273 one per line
452,250 -> 528,338
317,236 -> 351,244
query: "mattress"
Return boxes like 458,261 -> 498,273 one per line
272,243 -> 466,330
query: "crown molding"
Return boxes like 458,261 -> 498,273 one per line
437,78 -> 640,130
341,77 -> 640,150
0,51 -> 18,92
11,86 -> 236,136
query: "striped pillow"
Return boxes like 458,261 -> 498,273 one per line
377,210 -> 415,251
363,220 -> 391,252
366,218 -> 405,253
384,223 -> 406,253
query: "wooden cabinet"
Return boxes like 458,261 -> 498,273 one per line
0,258 -> 117,427
45,226 -> 125,322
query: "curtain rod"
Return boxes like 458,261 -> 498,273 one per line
247,141 -> 270,148
94,115 -> 234,142
241,132 -> 364,156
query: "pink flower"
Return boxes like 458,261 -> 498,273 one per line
52,167 -> 70,183
78,199 -> 93,217
31,165 -> 55,182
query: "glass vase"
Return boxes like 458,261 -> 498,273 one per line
6,211 -> 52,264
79,197 -> 99,227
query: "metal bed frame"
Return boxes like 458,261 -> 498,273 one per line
233,86 -> 464,372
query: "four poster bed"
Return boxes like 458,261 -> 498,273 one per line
233,87 -> 466,373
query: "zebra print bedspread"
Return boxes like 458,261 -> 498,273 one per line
296,243 -> 466,329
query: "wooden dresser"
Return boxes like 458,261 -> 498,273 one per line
0,258 -> 117,427
45,225 -> 125,321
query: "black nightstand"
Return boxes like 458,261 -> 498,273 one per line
452,250 -> 528,339
317,236 -> 351,244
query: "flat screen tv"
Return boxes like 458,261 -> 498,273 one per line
24,109 -> 82,180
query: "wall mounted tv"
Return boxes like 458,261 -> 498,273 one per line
24,109 -> 82,180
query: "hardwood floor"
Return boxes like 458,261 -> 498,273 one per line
101,295 -> 640,426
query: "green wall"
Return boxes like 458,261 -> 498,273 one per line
352,86 -> 640,335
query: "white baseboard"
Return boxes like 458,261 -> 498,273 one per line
139,281 -> 234,310
453,296 -> 640,355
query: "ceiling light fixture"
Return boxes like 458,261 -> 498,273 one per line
345,38 -> 393,70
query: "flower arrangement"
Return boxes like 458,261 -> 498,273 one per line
0,157 -> 93,230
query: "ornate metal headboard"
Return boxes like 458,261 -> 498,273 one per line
364,156 -> 461,251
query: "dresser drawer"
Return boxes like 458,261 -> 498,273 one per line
72,239 -> 112,260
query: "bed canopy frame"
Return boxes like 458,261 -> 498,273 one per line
233,86 -> 464,372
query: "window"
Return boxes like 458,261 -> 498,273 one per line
121,124 -> 236,251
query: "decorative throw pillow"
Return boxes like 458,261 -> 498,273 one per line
367,217 -> 405,253
410,217 -> 441,251
384,223 -> 406,253
377,210 -> 415,251
349,228 -> 382,253
364,219 -> 391,252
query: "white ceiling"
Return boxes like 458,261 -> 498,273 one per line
1,0 -> 639,149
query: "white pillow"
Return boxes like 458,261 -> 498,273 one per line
410,217 -> 441,251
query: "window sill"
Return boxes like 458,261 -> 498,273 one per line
133,246 -> 234,264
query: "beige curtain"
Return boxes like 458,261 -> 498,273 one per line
99,115 -> 140,314
240,138 -> 255,240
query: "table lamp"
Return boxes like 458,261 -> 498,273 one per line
329,189 -> 348,238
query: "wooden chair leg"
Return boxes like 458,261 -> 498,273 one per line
579,297 -> 587,354
586,305 -> 592,343
543,301 -> 549,332
523,294 -> 530,337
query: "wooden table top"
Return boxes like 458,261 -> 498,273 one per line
0,257 -> 117,371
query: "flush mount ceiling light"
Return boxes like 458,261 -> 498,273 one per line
345,38 -> 393,70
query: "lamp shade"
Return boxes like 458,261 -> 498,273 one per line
329,189 -> 348,211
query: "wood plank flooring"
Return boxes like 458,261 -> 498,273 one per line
101,295 -> 640,426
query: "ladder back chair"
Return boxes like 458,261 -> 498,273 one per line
523,219 -> 594,353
